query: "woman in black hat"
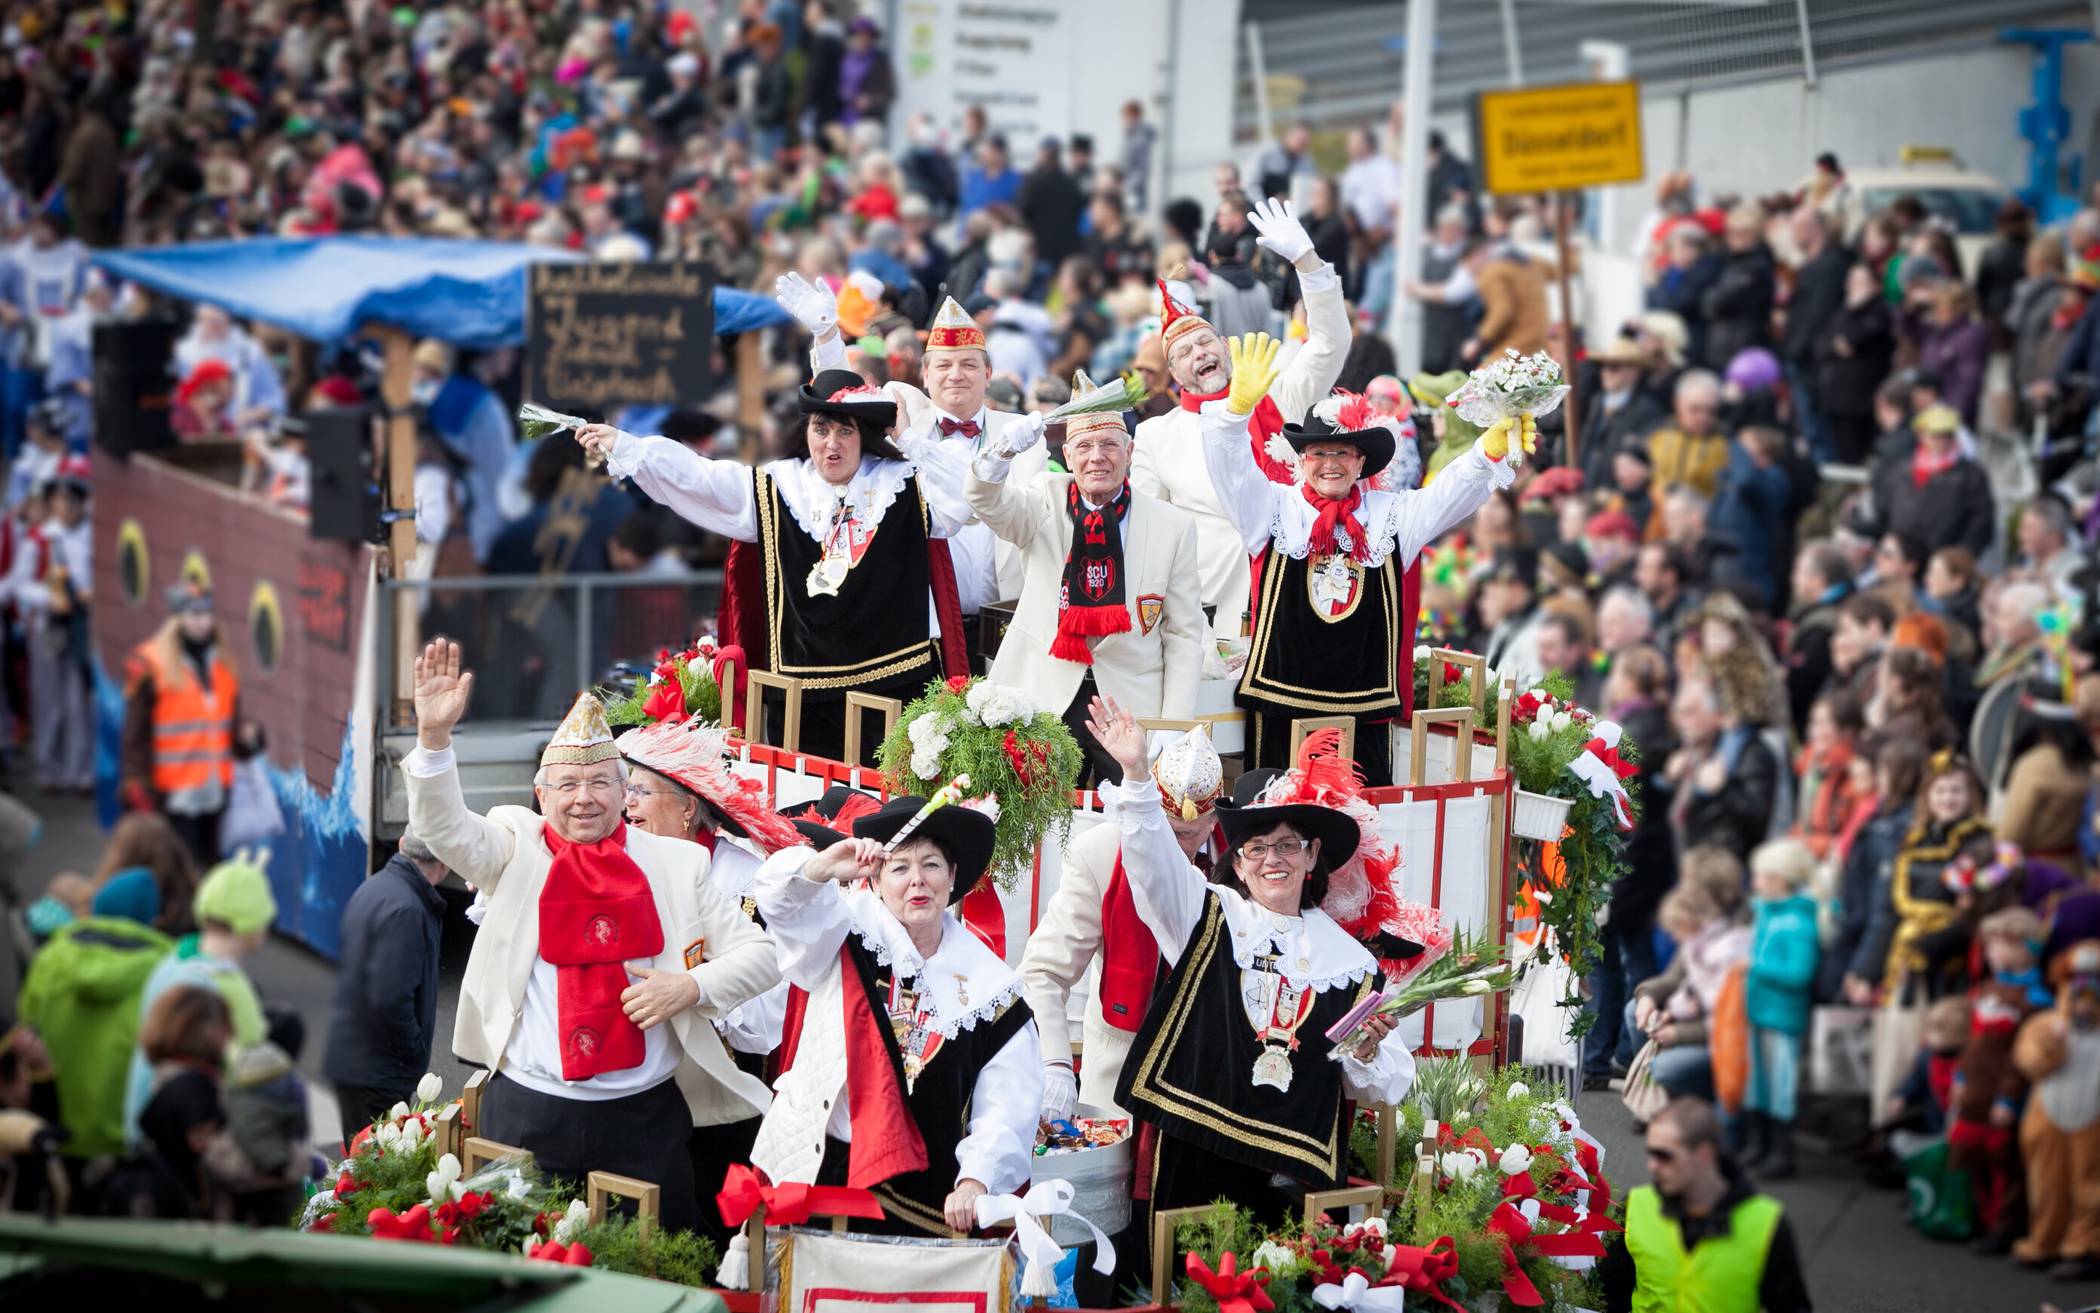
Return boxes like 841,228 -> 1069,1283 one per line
577,371 -> 977,763
1085,696 -> 1416,1222
750,794 -> 1040,1236
1200,334 -> 1529,785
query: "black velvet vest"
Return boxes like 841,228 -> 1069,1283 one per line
1239,551 -> 1403,718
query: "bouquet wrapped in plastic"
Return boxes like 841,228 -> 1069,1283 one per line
1445,350 -> 1569,467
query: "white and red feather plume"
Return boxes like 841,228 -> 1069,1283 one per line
617,720 -> 805,855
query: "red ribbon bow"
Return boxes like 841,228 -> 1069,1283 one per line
367,1203 -> 436,1242
716,1163 -> 886,1229
527,1238 -> 596,1266
1487,1199 -> 1612,1307
1582,737 -> 1636,780
1185,1252 -> 1274,1313
642,678 -> 688,724
1381,1236 -> 1468,1312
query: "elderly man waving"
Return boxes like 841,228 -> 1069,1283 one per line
961,377 -> 1206,787
403,639 -> 780,1235
1131,197 -> 1351,638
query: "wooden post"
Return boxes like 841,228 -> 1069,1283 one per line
736,334 -> 764,463
586,1170 -> 661,1234
378,327 -> 421,723
842,691 -> 902,767
1150,1205 -> 1211,1308
743,1206 -> 767,1294
1555,193 -> 1582,471
1287,714 -> 1356,762
1302,1184 -> 1385,1227
432,1103 -> 463,1162
461,1069 -> 488,1137
462,1137 -> 532,1173
744,670 -> 806,752
1408,707 -> 1476,785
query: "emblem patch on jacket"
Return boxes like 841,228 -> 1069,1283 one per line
1137,594 -> 1164,635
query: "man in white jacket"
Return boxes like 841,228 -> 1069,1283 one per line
963,390 -> 1205,785
1130,198 -> 1352,639
402,639 -> 780,1236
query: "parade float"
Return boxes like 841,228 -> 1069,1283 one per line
271,639 -> 1635,1311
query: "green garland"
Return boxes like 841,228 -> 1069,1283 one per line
600,648 -> 724,729
565,1213 -> 719,1285
877,677 -> 1081,889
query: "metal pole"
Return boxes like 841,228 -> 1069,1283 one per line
1245,21 -> 1276,149
378,327 -> 420,723
1498,0 -> 1524,86
1391,0 -> 1436,374
1160,0 -> 1181,218
1793,0 -> 1819,87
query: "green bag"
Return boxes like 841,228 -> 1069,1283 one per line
1902,1136 -> 1974,1240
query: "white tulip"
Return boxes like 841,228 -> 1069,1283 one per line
1413,645 -> 1432,662
399,1117 -> 424,1149
1499,1144 -> 1534,1175
1440,1150 -> 1479,1182
1506,1081 -> 1530,1100
1550,710 -> 1572,732
387,1102 -> 411,1122
553,1198 -> 591,1244
416,1072 -> 444,1105
1528,719 -> 1551,741
1462,978 -> 1494,994
426,1152 -> 462,1203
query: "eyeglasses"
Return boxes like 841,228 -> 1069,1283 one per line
1236,839 -> 1309,862
545,777 -> 623,798
1300,447 -> 1362,464
624,784 -> 673,801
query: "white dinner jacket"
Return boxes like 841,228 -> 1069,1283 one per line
1017,821 -> 1140,1116
964,461 -> 1204,721
405,755 -> 780,1126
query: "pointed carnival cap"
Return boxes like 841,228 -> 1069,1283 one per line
1063,369 -> 1130,442
1156,275 -> 1212,354
1152,723 -> 1223,821
925,295 -> 986,355
617,719 -> 805,852
542,691 -> 620,767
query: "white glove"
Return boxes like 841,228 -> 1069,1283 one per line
773,271 -> 838,338
1042,1063 -> 1078,1122
990,410 -> 1048,460
1247,197 -> 1315,267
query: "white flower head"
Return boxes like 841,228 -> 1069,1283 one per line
552,1197 -> 591,1244
1249,1240 -> 1301,1275
1499,1143 -> 1534,1175
1413,645 -> 1433,662
506,1173 -> 533,1200
1506,1081 -> 1530,1101
415,1072 -> 444,1106
910,748 -> 944,780
1528,719 -> 1551,741
1550,710 -> 1572,733
399,1117 -> 424,1149
964,681 -> 995,724
1462,978 -> 1494,994
1441,1147 -> 1486,1182
426,1152 -> 463,1203
387,1101 -> 411,1123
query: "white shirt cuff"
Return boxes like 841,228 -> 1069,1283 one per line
1297,261 -> 1340,294
606,431 -> 647,480
402,744 -> 456,777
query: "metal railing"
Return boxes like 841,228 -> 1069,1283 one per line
376,571 -> 726,726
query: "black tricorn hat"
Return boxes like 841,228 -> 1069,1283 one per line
851,795 -> 998,903
799,368 -> 899,428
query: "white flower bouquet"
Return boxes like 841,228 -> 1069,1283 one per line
1446,349 -> 1570,467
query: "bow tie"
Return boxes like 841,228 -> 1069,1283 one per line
938,417 -> 982,439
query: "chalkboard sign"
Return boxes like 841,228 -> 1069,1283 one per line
526,261 -> 715,414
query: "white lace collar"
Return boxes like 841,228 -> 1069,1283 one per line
843,887 -> 1023,1038
1267,487 -> 1402,564
1214,886 -> 1376,994
764,455 -> 915,543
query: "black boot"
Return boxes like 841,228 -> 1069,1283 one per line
1761,1120 -> 1796,1180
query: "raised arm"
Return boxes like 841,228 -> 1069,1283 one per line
401,640 -> 517,887
1198,333 -> 1291,555
753,836 -> 886,989
1250,199 -> 1349,422
1387,420 -> 1525,564
1088,697 -> 1205,960
578,423 -> 760,541
960,411 -> 1053,548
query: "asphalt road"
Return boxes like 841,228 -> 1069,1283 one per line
4,788 -> 2092,1310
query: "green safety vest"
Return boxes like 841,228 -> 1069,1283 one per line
1623,1184 -> 1782,1313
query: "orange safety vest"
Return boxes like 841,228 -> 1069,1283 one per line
136,642 -> 236,796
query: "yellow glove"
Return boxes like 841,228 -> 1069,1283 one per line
1481,413 -> 1538,462
1225,333 -> 1284,417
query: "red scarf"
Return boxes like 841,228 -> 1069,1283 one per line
1180,388 -> 1294,482
1097,852 -> 1162,1032
775,948 -> 932,1189
1050,482 -> 1133,664
1911,442 -> 1958,489
539,823 -> 664,1081
1303,483 -> 1370,562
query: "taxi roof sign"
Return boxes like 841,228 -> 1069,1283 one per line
1474,80 -> 1645,196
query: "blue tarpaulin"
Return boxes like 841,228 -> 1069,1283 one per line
90,236 -> 789,348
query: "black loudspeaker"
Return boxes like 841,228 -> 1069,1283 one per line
92,320 -> 180,457
306,406 -> 380,542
